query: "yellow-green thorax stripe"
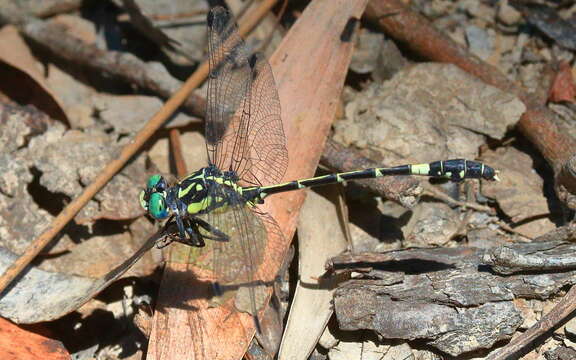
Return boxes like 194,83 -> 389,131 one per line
176,168 -> 244,215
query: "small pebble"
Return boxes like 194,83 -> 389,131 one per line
465,25 -> 494,60
498,0 -> 522,26
565,316 -> 576,337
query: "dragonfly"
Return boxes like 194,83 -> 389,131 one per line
139,6 -> 499,332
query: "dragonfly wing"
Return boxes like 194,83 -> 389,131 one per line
206,184 -> 284,329
205,7 -> 287,187
237,54 -> 287,186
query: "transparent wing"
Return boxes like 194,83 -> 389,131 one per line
205,7 -> 288,186
206,184 -> 284,324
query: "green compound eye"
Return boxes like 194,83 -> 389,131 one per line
149,192 -> 169,219
139,190 -> 148,210
147,174 -> 163,190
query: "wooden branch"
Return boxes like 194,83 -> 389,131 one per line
486,285 -> 576,360
321,138 -> 421,208
0,2 -> 205,117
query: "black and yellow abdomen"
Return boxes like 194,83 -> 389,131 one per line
241,159 -> 498,200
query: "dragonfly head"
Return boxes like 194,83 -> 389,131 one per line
140,174 -> 170,220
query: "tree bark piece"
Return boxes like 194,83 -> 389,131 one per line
484,241 -> 576,274
332,243 -> 576,356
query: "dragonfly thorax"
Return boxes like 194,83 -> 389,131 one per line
175,165 -> 247,216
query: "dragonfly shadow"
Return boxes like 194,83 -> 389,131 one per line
297,275 -> 348,291
330,258 -> 456,275
154,267 -> 213,312
154,267 -> 276,313
213,279 -> 276,294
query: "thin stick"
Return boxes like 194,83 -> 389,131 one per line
0,0 -> 279,295
486,284 -> 576,360
422,185 -> 495,214
169,129 -> 187,178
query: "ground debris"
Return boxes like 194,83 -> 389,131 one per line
0,246 -> 95,323
21,123 -> 145,221
483,241 -> 576,275
331,243 -> 576,356
403,202 -> 461,247
94,94 -> 196,134
510,1 -> 576,51
483,146 -> 557,238
544,346 -> 576,360
334,63 -> 523,164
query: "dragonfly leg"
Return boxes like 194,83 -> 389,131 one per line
155,216 -> 229,248
151,215 -> 179,249
195,217 -> 230,242
156,216 -> 206,247
155,236 -> 173,249
175,215 -> 187,240
181,217 -> 206,247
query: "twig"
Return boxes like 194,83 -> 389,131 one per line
320,138 -> 421,208
422,184 -> 495,214
0,2 -> 205,117
255,0 -> 289,55
121,0 -> 195,63
496,220 -> 534,241
0,0 -> 280,295
169,129 -> 187,178
145,10 -> 207,22
23,20 -> 206,117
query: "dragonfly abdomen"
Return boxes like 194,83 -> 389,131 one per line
249,158 -> 497,199
406,159 -> 498,181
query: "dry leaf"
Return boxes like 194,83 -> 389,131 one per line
0,26 -> 67,122
278,188 -> 348,360
147,1 -> 369,359
0,318 -> 69,359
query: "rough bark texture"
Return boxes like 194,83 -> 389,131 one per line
332,243 -> 576,356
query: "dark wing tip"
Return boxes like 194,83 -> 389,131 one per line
249,53 -> 260,81
248,53 -> 258,69
208,6 -> 231,34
